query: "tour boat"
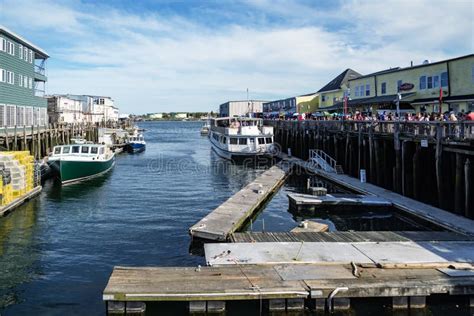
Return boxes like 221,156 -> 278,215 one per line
208,117 -> 275,160
127,134 -> 146,153
48,144 -> 115,184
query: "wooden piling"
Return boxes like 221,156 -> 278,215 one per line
455,153 -> 464,214
465,159 -> 472,219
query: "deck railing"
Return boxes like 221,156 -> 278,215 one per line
265,120 -> 474,141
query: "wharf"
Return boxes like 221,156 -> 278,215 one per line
284,155 -> 474,236
288,192 -> 391,211
189,163 -> 289,241
205,241 -> 474,267
230,231 -> 474,243
0,186 -> 42,217
103,263 -> 474,312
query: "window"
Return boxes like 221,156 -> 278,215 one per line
81,146 -> 89,154
29,77 -> 33,89
381,82 -> 387,94
54,147 -> 61,154
40,108 -> 47,125
91,147 -> 98,154
230,138 -> 238,145
265,137 -> 272,144
0,69 -> 5,82
419,76 -> 426,89
63,146 -> 70,154
321,95 -> 326,102
99,147 -> 104,155
258,138 -> 265,145
24,47 -> 28,61
0,104 -> 4,126
16,106 -> 24,126
19,74 -> 23,87
6,105 -> 16,127
7,41 -> 15,55
441,72 -> 448,87
354,86 -> 359,97
6,71 -> 14,85
29,50 -> 33,63
433,75 -> 439,88
222,137 -> 227,144
72,146 -> 80,153
397,80 -> 402,91
33,107 -> 39,125
238,138 -> 247,145
25,107 -> 33,126
19,44 -> 23,59
427,76 -> 433,89
0,38 -> 6,52
365,84 -> 370,96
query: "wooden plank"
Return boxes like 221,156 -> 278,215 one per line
288,193 -> 392,208
189,163 -> 288,241
231,231 -> 473,243
103,266 -> 309,302
206,241 -> 474,267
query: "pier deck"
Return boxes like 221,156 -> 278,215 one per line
189,163 -> 289,241
103,264 -> 474,311
205,241 -> 474,267
0,186 -> 42,217
284,155 -> 474,236
288,192 -> 392,211
231,231 -> 474,243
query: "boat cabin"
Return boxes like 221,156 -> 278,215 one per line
129,135 -> 145,143
52,144 -> 107,157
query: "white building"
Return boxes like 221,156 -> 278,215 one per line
47,95 -> 85,124
219,100 -> 266,117
47,94 -> 120,124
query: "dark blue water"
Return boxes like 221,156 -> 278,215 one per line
0,121 -> 268,315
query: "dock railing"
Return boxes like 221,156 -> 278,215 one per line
266,120 -> 474,141
309,149 -> 337,173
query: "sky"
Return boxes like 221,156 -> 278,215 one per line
0,0 -> 473,114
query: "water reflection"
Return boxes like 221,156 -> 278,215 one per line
0,201 -> 39,308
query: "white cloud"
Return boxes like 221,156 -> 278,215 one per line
1,0 -> 471,113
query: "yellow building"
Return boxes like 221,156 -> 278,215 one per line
263,92 -> 319,116
339,54 -> 474,113
317,69 -> 361,109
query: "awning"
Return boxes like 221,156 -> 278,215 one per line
321,93 -> 416,111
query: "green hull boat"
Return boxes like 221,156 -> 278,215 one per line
48,144 -> 116,185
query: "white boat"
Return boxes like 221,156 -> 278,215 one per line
200,121 -> 210,136
208,117 -> 275,160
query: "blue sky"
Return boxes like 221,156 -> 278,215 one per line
1,0 -> 473,114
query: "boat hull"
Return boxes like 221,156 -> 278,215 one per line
49,156 -> 115,184
210,139 -> 273,161
127,143 -> 146,153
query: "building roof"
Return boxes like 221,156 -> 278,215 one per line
0,25 -> 49,58
353,54 -> 474,80
317,68 -> 362,93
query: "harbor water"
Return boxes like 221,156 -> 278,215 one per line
0,121 -> 470,315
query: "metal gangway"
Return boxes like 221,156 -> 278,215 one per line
308,149 -> 343,174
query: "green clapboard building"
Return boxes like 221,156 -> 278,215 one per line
0,25 -> 49,128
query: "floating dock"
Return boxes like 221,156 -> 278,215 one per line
103,262 -> 474,313
189,163 -> 289,241
205,241 -> 474,267
285,155 -> 474,236
0,186 -> 42,217
288,192 -> 391,211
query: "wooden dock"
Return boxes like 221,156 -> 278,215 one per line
205,241 -> 474,267
189,163 -> 289,241
231,231 -> 474,243
103,263 -> 474,312
285,154 -> 474,236
0,186 -> 42,217
288,192 -> 391,211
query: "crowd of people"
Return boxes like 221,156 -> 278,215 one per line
278,110 -> 474,122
